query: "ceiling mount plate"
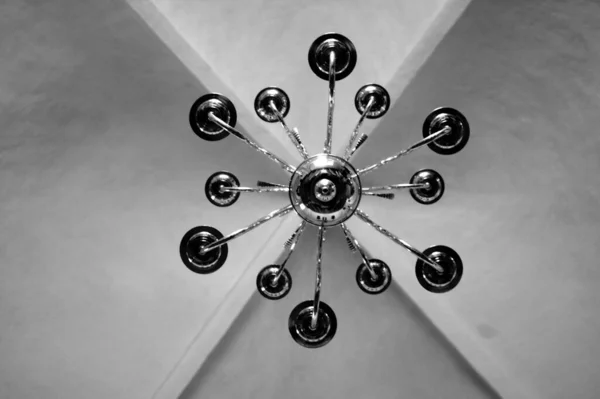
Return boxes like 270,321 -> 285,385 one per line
423,107 -> 470,155
180,226 -> 228,274
355,84 -> 390,119
204,171 -> 241,207
308,32 -> 357,81
416,245 -> 463,293
288,300 -> 337,348
410,169 -> 445,205
254,87 -> 290,123
356,259 -> 392,294
189,93 -> 237,141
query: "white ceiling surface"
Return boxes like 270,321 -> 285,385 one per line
125,1 -> 483,398
0,1 -> 294,398
141,0 -> 453,163
349,0 -> 600,398
181,227 -> 497,399
154,0 -> 600,398
0,0 -> 471,398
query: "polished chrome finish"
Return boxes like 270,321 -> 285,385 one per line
356,259 -> 392,294
205,171 -> 240,207
189,93 -> 237,141
257,265 -> 292,300
344,233 -> 357,252
267,101 -> 309,159
288,300 -> 337,348
290,128 -> 305,152
362,183 -> 427,193
354,208 -> 444,273
273,221 -> 307,284
289,154 -> 361,227
311,225 -> 326,329
344,96 -> 374,160
254,87 -> 290,122
340,223 -> 376,279
283,221 -> 306,249
347,133 -> 369,159
183,32 -> 469,347
423,107 -> 470,155
363,192 -> 395,200
357,126 -> 451,176
257,181 -> 287,188
416,245 -> 463,293
221,186 -> 289,193
308,32 -> 357,81
314,178 -> 337,202
340,224 -> 391,294
409,169 -> 445,205
324,50 -> 336,154
208,112 -> 296,174
180,226 -> 228,274
354,84 -> 390,119
199,204 -> 293,254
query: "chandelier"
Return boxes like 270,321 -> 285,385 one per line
181,33 -> 470,349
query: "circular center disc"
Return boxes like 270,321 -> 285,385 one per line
314,178 -> 336,202
289,154 -> 361,226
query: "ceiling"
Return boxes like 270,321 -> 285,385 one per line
131,0 -> 468,163
2,0 -> 600,398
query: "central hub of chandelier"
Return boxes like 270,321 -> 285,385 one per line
181,33 -> 471,349
290,154 -> 361,226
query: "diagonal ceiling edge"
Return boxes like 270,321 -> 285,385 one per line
337,0 -> 541,396
331,0 -> 473,156
126,0 -> 303,167
386,280 -> 538,399
125,1 -> 302,396
127,1 -> 539,399
344,211 -> 540,399
151,215 -> 301,399
342,0 -> 538,397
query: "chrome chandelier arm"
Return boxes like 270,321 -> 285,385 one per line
268,101 -> 309,159
181,32 -> 469,349
362,192 -> 395,200
357,126 -> 451,176
340,223 -> 378,279
272,220 -> 308,284
257,181 -> 287,188
208,112 -> 296,174
344,96 -> 374,160
311,225 -> 326,329
362,183 -> 428,193
354,208 -> 444,273
323,51 -> 336,154
199,204 -> 294,254
221,186 -> 289,193
347,133 -> 369,160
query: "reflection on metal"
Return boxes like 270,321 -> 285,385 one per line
181,32 -> 470,348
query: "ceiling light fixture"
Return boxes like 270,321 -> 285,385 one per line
181,33 -> 470,349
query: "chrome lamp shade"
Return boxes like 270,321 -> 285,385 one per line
181,33 -> 470,349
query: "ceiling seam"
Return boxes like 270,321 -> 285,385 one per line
126,0 -> 301,171
151,215 -> 299,399
336,0 -> 473,155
